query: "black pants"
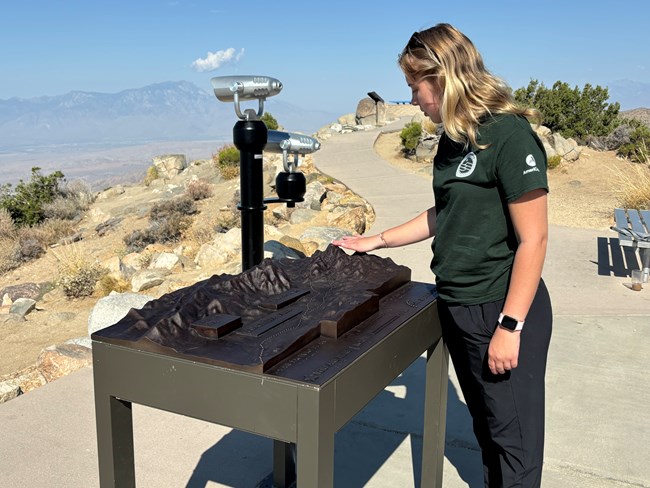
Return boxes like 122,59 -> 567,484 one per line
438,280 -> 552,488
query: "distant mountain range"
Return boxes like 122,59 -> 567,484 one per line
0,81 -> 340,152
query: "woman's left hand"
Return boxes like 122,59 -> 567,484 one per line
487,327 -> 521,375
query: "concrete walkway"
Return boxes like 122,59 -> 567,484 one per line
1,118 -> 649,487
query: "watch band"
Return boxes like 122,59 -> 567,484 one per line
498,313 -> 524,331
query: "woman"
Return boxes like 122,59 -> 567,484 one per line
333,23 -> 552,488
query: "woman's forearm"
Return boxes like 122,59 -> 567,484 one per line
379,206 -> 437,247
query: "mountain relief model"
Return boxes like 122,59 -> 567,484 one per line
92,245 -> 418,373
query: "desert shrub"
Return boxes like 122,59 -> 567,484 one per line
400,122 -> 422,154
0,208 -> 16,239
547,155 -> 562,170
0,238 -> 21,275
213,145 -> 240,180
96,275 -> 131,297
215,211 -> 240,233
602,124 -> 634,151
61,179 -> 94,207
186,179 -> 213,201
0,167 -> 66,227
42,196 -> 81,221
150,195 -> 197,221
422,118 -> 438,135
184,224 -> 214,246
123,196 -> 196,252
514,80 -> 619,142
33,218 -> 77,246
617,121 -> 650,164
53,245 -> 106,298
261,112 -> 279,130
144,165 -> 160,186
123,228 -> 158,252
614,164 -> 650,210
18,237 -> 45,262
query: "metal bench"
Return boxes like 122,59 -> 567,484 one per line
611,208 -> 650,282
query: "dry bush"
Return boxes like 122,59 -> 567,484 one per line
0,237 -> 21,275
61,179 -> 95,207
213,145 -> 240,180
150,196 -> 197,221
422,117 -> 438,135
52,244 -> 106,298
613,163 -> 650,210
43,179 -> 94,221
96,275 -> 131,297
0,208 -> 16,240
43,196 -> 82,221
144,166 -> 160,186
186,179 -> 214,201
33,218 -> 77,245
184,223 -> 215,246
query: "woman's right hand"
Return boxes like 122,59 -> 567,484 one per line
332,234 -> 383,253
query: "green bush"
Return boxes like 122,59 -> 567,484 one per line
213,145 -> 240,180
547,155 -> 562,170
261,112 -> 279,130
144,166 -> 160,186
617,119 -> 650,163
0,167 -> 65,227
514,80 -> 620,142
400,122 -> 422,154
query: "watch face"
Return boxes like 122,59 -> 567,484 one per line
500,315 -> 519,331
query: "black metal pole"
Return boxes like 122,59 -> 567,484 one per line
233,119 -> 267,271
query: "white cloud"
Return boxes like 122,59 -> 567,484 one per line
191,48 -> 245,72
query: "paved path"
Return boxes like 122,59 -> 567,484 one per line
1,118 -> 649,487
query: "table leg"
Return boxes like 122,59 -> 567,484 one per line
94,386 -> 135,488
640,248 -> 649,282
296,387 -> 336,487
421,336 -> 449,488
273,440 -> 296,487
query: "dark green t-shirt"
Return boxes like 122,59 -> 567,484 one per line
431,114 -> 548,304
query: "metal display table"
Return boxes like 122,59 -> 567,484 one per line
92,250 -> 448,487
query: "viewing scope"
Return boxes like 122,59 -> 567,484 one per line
211,75 -> 282,120
266,130 -> 321,173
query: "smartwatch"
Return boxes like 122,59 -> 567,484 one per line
498,313 -> 524,332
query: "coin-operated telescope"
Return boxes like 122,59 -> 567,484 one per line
211,75 -> 321,271
265,130 -> 320,206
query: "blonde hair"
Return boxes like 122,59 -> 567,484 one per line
398,23 -> 539,149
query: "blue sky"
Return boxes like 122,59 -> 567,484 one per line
1,0 -> 648,114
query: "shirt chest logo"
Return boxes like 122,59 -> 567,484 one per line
456,152 -> 477,178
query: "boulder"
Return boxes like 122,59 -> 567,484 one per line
0,283 -> 44,302
300,227 -> 349,251
263,240 -> 303,260
152,154 -> 187,179
330,207 -> 367,235
355,97 -> 387,126
36,344 -> 93,383
9,298 -> 36,318
88,292 -> 154,336
290,208 -> 319,225
297,181 -> 326,211
131,269 -> 171,292
0,380 -> 21,404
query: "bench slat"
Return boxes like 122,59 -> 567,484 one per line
614,208 -> 634,246
640,209 -> 650,233
627,208 -> 650,247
